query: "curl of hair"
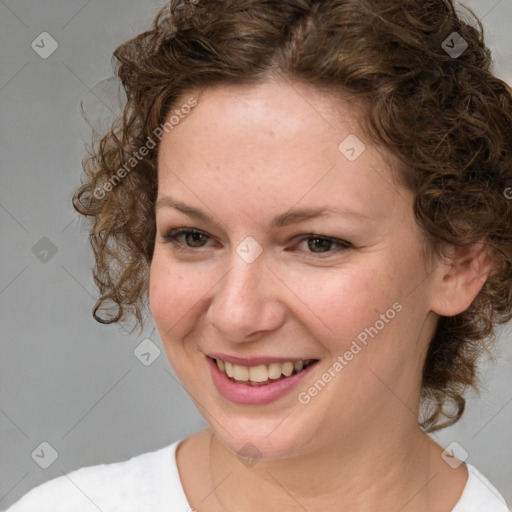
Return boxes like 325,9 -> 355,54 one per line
73,0 -> 512,431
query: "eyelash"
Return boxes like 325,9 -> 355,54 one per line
161,227 -> 351,257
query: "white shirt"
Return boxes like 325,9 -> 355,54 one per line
4,439 -> 510,512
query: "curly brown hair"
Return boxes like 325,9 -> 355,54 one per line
72,0 -> 512,432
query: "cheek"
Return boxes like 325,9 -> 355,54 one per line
284,264 -> 394,349
148,253 -> 210,340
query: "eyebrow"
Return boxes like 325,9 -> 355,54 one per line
154,196 -> 369,229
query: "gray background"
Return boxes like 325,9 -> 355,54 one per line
1,0 -> 511,508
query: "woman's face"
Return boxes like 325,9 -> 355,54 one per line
150,79 -> 440,458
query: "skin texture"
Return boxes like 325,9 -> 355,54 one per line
149,78 -> 491,511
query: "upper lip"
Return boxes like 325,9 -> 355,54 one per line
207,353 -> 318,366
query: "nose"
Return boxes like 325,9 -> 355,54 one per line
206,250 -> 286,342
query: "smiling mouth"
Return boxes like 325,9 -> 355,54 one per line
210,357 -> 317,386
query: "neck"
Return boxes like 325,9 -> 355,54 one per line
207,416 -> 460,512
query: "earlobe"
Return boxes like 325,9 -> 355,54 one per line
430,243 -> 493,317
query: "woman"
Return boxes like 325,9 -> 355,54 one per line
6,0 -> 512,510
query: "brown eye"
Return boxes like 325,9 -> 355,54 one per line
184,231 -> 208,247
307,237 -> 335,253
296,235 -> 351,256
163,228 -> 212,250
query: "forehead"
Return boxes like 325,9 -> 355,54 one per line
163,79 -> 366,145
155,79 -> 408,221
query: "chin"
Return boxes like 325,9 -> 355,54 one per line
210,413 -> 323,462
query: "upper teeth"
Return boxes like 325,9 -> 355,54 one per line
216,359 -> 313,383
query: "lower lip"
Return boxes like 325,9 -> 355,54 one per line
207,357 -> 318,405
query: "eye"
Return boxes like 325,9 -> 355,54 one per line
294,234 -> 351,256
162,227 -> 214,251
161,228 -> 351,257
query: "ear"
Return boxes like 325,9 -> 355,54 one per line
430,242 -> 494,317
